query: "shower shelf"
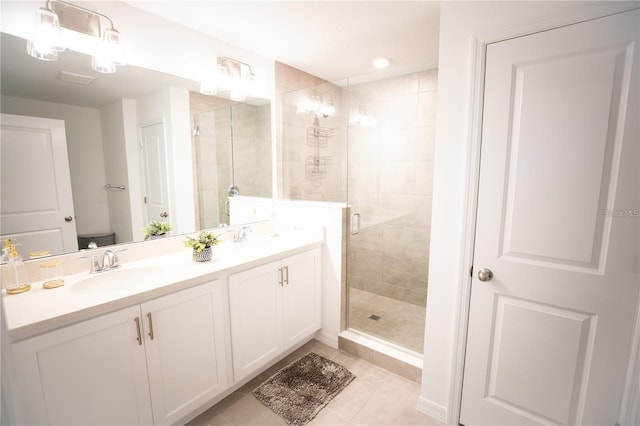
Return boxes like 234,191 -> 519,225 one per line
306,116 -> 334,180
307,125 -> 335,139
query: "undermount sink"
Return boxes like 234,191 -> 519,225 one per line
69,266 -> 166,295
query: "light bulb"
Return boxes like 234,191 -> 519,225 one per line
27,7 -> 64,61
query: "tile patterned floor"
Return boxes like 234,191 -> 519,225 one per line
348,288 -> 426,353
187,339 -> 444,426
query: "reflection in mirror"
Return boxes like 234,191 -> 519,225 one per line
189,93 -> 272,229
0,32 -> 272,257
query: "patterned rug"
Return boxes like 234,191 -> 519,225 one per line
252,352 -> 356,426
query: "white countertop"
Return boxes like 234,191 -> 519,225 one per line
3,227 -> 323,342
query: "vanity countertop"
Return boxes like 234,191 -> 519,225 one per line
3,226 -> 323,342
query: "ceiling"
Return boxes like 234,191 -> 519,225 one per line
123,1 -> 441,83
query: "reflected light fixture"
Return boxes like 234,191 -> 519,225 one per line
350,106 -> 377,127
297,91 -> 336,118
27,0 -> 126,73
200,57 -> 256,101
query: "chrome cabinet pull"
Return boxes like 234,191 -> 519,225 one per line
350,213 -> 361,235
146,313 -> 154,340
284,266 -> 289,285
134,317 -> 142,346
278,267 -> 284,287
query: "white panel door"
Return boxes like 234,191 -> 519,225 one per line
140,122 -> 170,225
461,10 -> 639,426
12,306 -> 153,425
142,281 -> 229,425
0,113 -> 78,255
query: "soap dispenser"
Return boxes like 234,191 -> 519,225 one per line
1,238 -> 31,294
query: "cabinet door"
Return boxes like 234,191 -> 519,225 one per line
228,260 -> 283,381
142,281 -> 229,425
12,306 -> 153,425
282,248 -> 321,349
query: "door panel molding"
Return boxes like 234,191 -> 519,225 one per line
445,8 -> 640,426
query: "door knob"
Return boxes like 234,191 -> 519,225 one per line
478,268 -> 494,282
64,216 -> 73,222
160,212 -> 168,218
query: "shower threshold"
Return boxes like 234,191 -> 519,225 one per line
338,328 -> 423,382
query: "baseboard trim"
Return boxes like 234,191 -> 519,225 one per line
417,396 -> 448,423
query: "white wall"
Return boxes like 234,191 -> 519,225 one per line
122,99 -> 145,242
0,95 -> 110,236
101,100 -> 134,244
420,1 -> 640,424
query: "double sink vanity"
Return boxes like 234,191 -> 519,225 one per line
3,224 -> 323,425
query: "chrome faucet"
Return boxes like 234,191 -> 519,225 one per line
233,226 -> 251,243
87,249 -> 122,274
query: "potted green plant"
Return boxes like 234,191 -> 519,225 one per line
183,230 -> 221,262
143,220 -> 173,240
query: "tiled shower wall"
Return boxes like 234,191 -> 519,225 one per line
281,69 -> 437,307
347,70 -> 437,307
281,82 -> 346,202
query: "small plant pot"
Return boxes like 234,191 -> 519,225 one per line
148,233 -> 166,240
193,246 -> 212,262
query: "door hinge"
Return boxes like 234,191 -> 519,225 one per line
144,196 -> 147,204
469,266 -> 474,277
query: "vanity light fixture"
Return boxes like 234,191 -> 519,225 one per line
27,0 -> 126,73
200,57 -> 256,101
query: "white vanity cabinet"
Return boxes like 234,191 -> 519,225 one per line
228,248 -> 321,381
11,280 -> 228,426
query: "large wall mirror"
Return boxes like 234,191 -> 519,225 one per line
0,32 -> 272,257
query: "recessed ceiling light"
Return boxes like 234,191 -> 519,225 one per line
372,57 -> 390,69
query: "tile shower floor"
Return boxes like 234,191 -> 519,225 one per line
348,288 -> 426,354
187,339 -> 444,426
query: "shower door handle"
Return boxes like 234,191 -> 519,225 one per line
350,213 -> 361,235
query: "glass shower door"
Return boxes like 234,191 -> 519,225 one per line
345,70 -> 437,354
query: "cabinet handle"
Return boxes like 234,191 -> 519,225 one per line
147,313 -> 154,340
134,317 -> 142,346
284,266 -> 289,285
278,267 -> 284,287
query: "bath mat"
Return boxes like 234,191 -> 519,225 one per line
252,352 -> 356,426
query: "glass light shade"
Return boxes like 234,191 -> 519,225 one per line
200,77 -> 218,95
91,53 -> 116,73
230,82 -> 247,102
214,65 -> 230,90
244,72 -> 257,96
26,7 -> 64,61
102,28 -> 126,66
91,28 -> 125,73
324,99 -> 336,116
